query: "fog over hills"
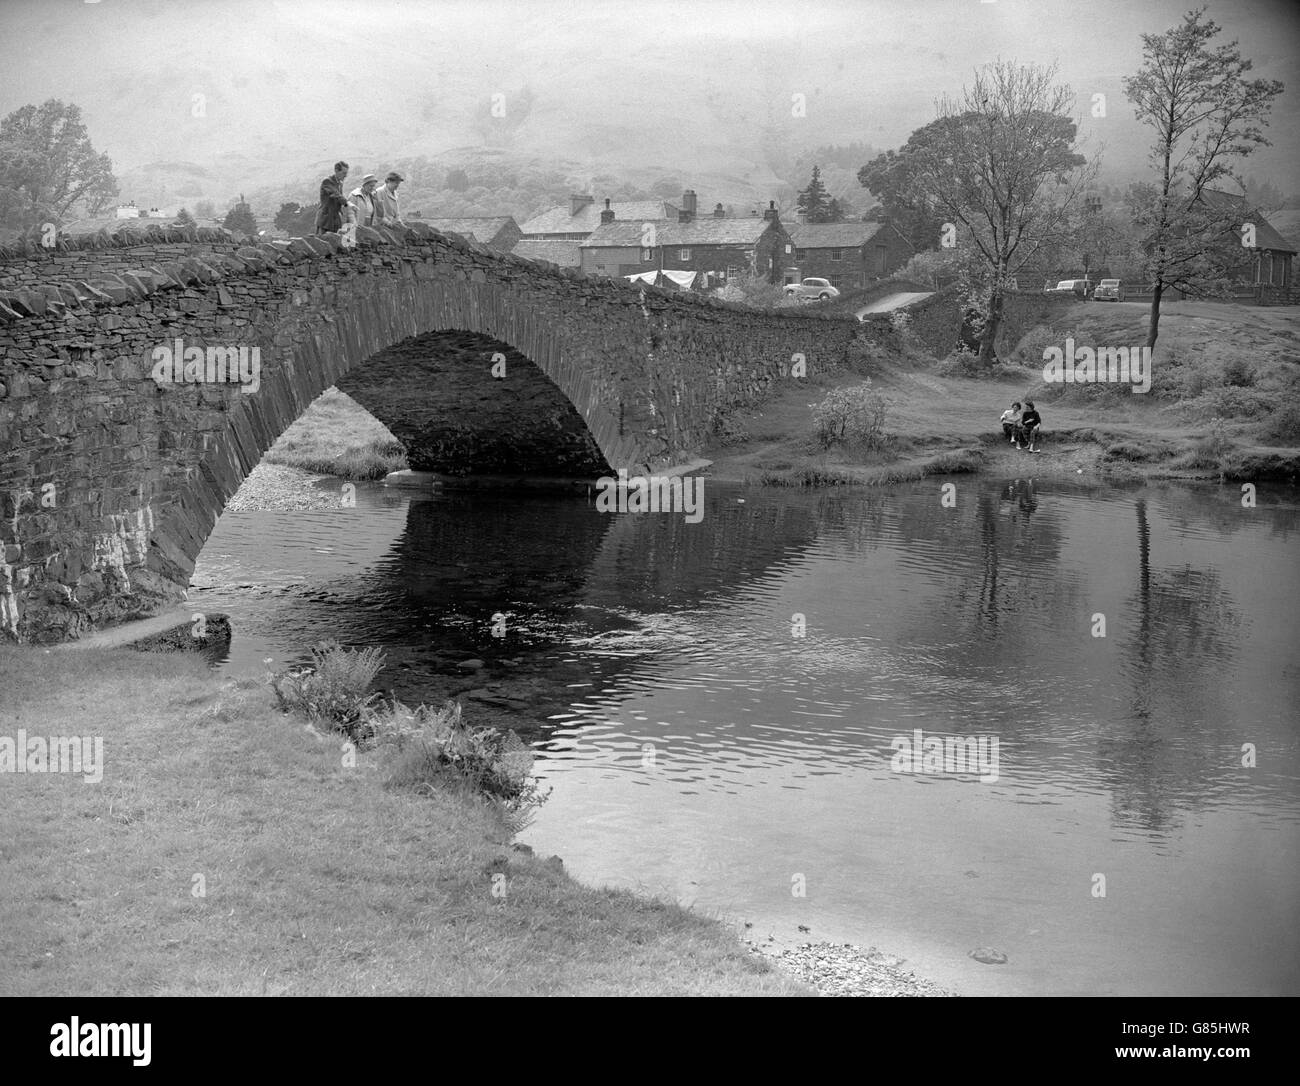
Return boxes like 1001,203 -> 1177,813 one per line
2,0 -> 1297,217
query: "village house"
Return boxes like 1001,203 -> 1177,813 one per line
785,220 -> 913,291
511,239 -> 583,267
519,193 -> 679,240
1197,189 -> 1296,303
579,195 -> 793,284
421,216 -> 522,253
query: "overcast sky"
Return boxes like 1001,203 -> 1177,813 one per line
1,0 -> 1296,199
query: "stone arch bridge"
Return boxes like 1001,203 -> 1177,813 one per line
0,222 -> 868,643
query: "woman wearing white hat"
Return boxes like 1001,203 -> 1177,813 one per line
348,174 -> 381,228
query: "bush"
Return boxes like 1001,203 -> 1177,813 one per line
1222,356 -> 1255,387
812,384 -> 889,449
1012,324 -> 1065,367
1183,417 -> 1237,471
1257,400 -> 1300,445
267,640 -> 386,737
371,699 -> 549,828
713,275 -> 801,309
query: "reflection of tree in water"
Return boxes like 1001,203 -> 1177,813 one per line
1101,498 -> 1243,834
1157,485 -> 1300,544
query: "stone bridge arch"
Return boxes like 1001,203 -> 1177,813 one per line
0,222 -> 866,642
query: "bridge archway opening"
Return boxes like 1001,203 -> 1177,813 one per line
336,329 -> 612,479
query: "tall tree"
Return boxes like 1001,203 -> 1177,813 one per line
0,99 -> 118,228
223,194 -> 257,236
1123,7 -> 1283,347
796,165 -> 843,223
173,207 -> 196,227
869,61 -> 1089,366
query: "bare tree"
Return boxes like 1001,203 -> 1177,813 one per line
1123,7 -> 1283,348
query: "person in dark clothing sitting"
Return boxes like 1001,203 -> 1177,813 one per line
1016,401 -> 1042,452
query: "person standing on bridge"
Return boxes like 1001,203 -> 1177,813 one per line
374,171 -> 405,227
315,161 -> 350,234
349,174 -> 381,228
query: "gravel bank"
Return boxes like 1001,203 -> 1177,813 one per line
758,942 -> 954,997
224,461 -> 347,513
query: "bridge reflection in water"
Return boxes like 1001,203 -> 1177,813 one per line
191,477 -> 1300,997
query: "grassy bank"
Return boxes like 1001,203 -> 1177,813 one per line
264,387 -> 408,480
0,647 -> 806,996
703,299 -> 1300,487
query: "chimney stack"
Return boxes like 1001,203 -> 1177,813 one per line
600,198 -> 614,225
570,193 -> 595,217
678,189 -> 698,223
713,203 -> 725,219
763,200 -> 778,222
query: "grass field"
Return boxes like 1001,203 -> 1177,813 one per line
0,648 -> 807,996
263,388 -> 408,480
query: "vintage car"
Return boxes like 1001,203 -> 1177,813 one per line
783,277 -> 840,301
1092,278 -> 1125,301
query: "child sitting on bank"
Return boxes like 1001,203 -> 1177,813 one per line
999,402 -> 1022,443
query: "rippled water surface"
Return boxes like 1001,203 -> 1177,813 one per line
193,477 -> 1300,996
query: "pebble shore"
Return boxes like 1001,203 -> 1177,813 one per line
224,461 -> 345,513
762,942 -> 954,997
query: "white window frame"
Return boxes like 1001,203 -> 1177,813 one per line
830,249 -> 842,262
641,248 -> 653,262
679,248 -> 691,261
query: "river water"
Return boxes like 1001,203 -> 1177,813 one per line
191,475 -> 1300,996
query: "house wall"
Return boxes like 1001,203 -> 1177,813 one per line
793,227 -> 913,290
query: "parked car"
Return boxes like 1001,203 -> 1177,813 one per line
783,277 -> 840,301
1042,279 -> 1092,299
1092,278 -> 1125,301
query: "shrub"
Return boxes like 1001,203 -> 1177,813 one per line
812,384 -> 889,449
371,699 -> 550,828
1222,356 -> 1255,387
1257,401 -> 1300,445
266,641 -> 385,738
1183,417 -> 1237,471
1012,324 -> 1064,367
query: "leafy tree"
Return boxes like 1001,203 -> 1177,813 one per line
273,200 -> 316,234
223,194 -> 257,236
446,168 -> 469,192
174,207 -> 196,226
796,166 -> 844,223
0,99 -> 118,228
858,148 -> 947,251
1123,7 -> 1284,347
870,61 -> 1090,366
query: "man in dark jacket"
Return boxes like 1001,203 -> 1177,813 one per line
315,160 -> 350,234
1017,401 -> 1042,452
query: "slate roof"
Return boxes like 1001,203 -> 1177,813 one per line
422,216 -> 517,243
581,216 -> 777,248
511,239 -> 582,266
786,221 -> 889,248
1199,190 -> 1297,253
520,200 -> 678,235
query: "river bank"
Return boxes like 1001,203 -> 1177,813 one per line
0,642 -> 955,996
